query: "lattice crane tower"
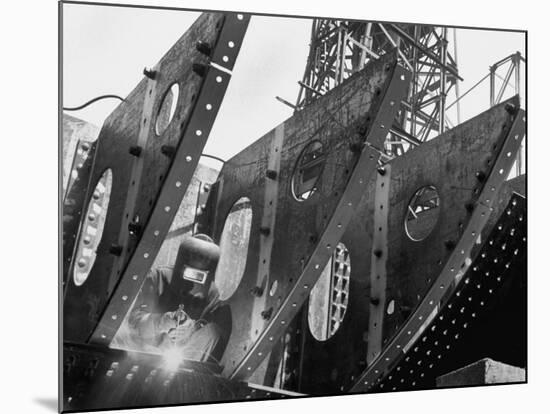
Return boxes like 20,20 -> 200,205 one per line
295,21 -> 461,156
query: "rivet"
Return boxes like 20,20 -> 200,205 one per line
160,145 -> 176,158
261,308 -> 273,320
475,171 -> 486,182
109,244 -> 123,256
143,67 -> 157,79
444,240 -> 456,250
125,222 -> 141,238
266,169 -> 278,180
250,286 -> 263,297
192,63 -> 208,77
505,103 -> 517,114
195,41 -> 212,56
129,145 -> 142,157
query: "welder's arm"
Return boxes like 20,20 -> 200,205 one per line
128,269 -> 176,342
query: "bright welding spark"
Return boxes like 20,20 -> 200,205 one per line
162,347 -> 183,371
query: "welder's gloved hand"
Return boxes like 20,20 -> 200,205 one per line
158,311 -> 179,334
168,317 -> 197,345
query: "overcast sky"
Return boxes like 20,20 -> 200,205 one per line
62,3 -> 525,166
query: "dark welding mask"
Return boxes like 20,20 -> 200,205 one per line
173,234 -> 220,289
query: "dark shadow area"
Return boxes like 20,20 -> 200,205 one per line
33,397 -> 58,412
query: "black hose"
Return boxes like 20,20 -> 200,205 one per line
63,94 -> 124,111
200,154 -> 226,164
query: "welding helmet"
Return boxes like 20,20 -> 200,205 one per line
173,234 -> 220,289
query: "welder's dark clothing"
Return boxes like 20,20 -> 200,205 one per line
127,266 -> 229,363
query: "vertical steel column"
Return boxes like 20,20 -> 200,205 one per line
410,26 -> 419,137
490,65 -> 496,106
513,52 -> 522,175
439,28 -> 448,134
366,165 -> 391,365
453,28 -> 461,124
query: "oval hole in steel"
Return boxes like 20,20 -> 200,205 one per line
404,185 -> 441,242
215,197 -> 253,300
155,83 -> 179,136
291,140 -> 326,202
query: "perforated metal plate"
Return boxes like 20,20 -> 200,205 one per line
366,193 -> 526,392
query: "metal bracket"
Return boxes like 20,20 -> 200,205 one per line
90,13 -> 250,345
107,64 -> 159,292
229,63 -> 411,380
350,107 -> 526,392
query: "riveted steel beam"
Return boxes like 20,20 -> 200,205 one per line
366,164 -> 392,364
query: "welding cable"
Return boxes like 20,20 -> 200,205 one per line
63,94 -> 125,111
200,153 -> 226,165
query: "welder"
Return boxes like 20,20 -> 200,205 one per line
127,234 -> 230,364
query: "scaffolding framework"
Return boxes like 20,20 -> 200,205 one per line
295,20 -> 461,155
